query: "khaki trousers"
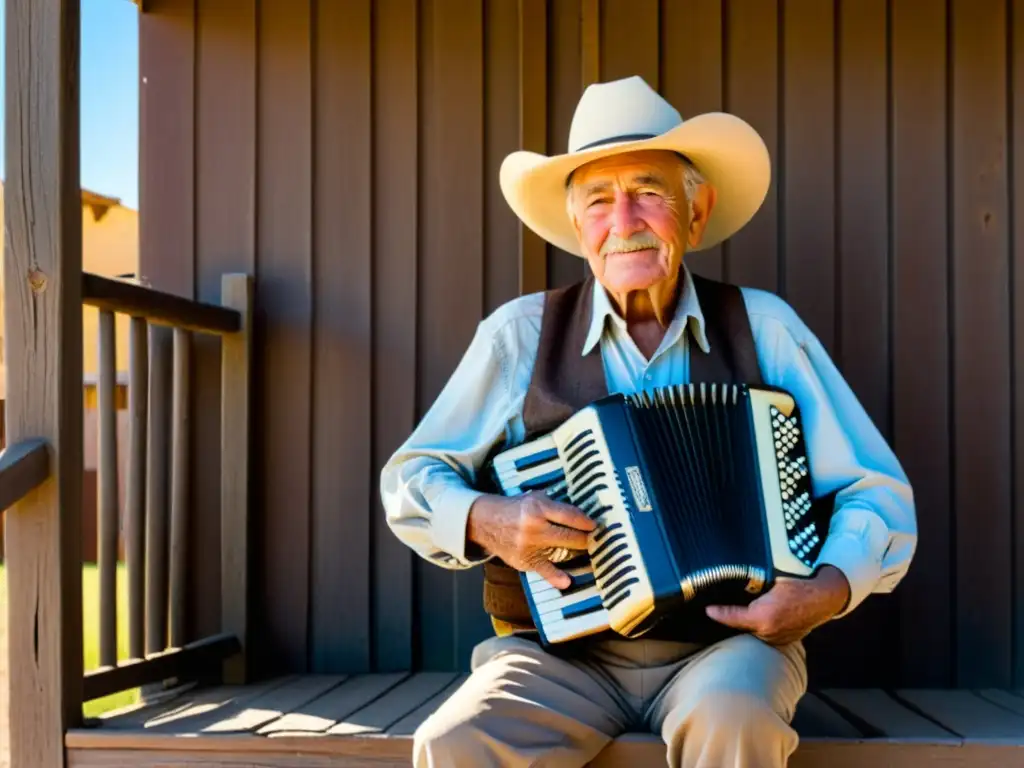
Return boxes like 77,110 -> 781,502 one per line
413,632 -> 807,768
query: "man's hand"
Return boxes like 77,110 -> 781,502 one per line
467,491 -> 596,589
704,565 -> 851,645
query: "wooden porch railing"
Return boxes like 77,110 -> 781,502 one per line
78,273 -> 254,703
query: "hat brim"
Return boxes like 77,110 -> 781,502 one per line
499,112 -> 770,257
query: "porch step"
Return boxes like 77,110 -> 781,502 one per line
64,673 -> 1024,767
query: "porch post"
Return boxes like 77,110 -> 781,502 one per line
3,1 -> 85,766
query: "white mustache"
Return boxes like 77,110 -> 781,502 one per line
600,232 -> 662,256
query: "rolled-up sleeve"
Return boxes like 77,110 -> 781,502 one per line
751,302 -> 917,618
379,316 -> 521,569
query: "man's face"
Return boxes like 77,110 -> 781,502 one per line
568,149 -> 714,296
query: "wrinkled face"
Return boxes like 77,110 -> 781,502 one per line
567,149 -> 714,295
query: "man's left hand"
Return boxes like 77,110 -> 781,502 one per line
704,565 -> 851,645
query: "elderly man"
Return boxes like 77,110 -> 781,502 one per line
380,76 -> 916,768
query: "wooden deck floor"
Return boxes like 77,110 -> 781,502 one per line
65,673 -> 1024,767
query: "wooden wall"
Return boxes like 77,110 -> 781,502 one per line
140,0 -> 1024,690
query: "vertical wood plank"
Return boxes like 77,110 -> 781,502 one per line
803,0 -> 897,688
600,0 -> 659,87
661,0 -> 724,281
485,0 -> 522,309
547,0 -> 586,288
418,0 -> 486,671
891,0 -> 952,688
221,275 -> 253,684
723,0 -> 779,291
518,0 -> 548,297
98,309 -> 119,668
1013,0 -> 1024,689
3,1 -> 86,763
310,0 -> 372,673
193,0 -> 257,645
837,0 -> 891,437
372,0 -> 418,673
257,0 -> 313,673
139,0 -> 195,298
169,328 -> 190,649
951,0 -> 1011,688
781,0 -> 835,351
145,325 -> 172,654
127,316 -> 149,661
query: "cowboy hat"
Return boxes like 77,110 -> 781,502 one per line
499,75 -> 771,256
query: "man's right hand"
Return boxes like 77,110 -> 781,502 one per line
467,491 -> 596,589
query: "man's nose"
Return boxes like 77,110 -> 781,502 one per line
609,193 -> 642,237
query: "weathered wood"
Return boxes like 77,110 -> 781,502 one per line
818,688 -> 958,739
145,324 -> 172,655
386,674 -> 469,736
371,0 -> 418,673
326,673 -> 458,735
891,0 -> 952,688
896,689 -> 1024,738
169,327 -> 190,649
83,633 -> 241,703
661,0 -> 724,281
0,438 -> 50,512
1014,0 -> 1024,690
3,2 -> 85,766
310,0 -> 372,674
200,676 -> 349,734
98,309 -> 119,668
127,316 -> 149,661
517,0 -> 547,296
790,692 -> 863,738
82,273 -> 241,335
951,0 -> 1012,689
257,673 -> 408,735
220,274 -> 253,684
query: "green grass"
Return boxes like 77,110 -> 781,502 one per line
0,563 -> 140,718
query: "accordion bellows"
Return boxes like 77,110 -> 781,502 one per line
486,383 -> 835,645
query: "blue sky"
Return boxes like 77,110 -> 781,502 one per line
0,0 -> 140,210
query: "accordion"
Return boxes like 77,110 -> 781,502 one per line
486,383 -> 835,645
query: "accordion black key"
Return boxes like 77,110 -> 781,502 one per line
486,383 -> 835,645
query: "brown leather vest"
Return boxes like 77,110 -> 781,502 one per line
481,272 -> 764,642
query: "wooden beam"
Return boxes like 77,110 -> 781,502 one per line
3,1 -> 85,766
517,0 -> 547,295
82,273 -> 241,335
82,633 -> 241,703
220,274 -> 253,683
0,438 -> 51,512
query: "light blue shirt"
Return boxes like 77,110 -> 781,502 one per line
379,267 -> 917,618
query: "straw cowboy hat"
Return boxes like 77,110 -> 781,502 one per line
499,75 -> 771,256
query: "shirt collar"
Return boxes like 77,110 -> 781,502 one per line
582,266 -> 711,358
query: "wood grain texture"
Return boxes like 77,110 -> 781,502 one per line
221,275 -> 254,684
896,689 -> 1024,738
661,0 -> 724,281
325,673 -> 458,735
517,0 -> 548,297
0,438 -> 50,512
139,0 -> 195,299
890,0 -> 952,688
546,0 -> 586,289
817,688 -> 959,739
145,324 -> 172,655
724,0 -> 779,291
1015,0 -> 1024,690
169,327 -> 191,648
417,0 -> 486,672
951,0 -> 1012,688
484,0 -> 521,310
309,0 -> 373,675
371,0 -> 418,673
256,673 -> 409,735
2,2 -> 85,765
98,309 -> 120,668
192,0 -> 257,646
257,0 -> 314,674
127,316 -> 149,661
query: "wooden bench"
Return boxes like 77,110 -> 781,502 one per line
64,674 -> 1024,767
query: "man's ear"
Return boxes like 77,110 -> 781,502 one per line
687,184 -> 717,249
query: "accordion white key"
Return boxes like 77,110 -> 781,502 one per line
486,383 -> 835,645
